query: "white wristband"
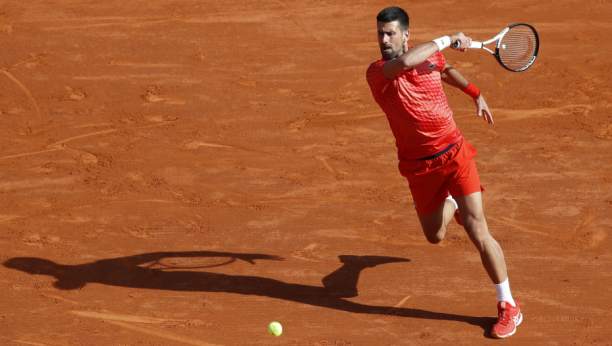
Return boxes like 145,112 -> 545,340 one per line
432,36 -> 451,52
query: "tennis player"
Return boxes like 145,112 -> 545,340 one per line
366,7 -> 522,339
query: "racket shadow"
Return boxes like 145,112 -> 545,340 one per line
4,251 -> 495,334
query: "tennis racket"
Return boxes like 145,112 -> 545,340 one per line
453,23 -> 539,72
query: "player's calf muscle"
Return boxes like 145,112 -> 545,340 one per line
424,229 -> 445,244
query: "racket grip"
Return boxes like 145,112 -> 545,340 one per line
453,41 -> 483,49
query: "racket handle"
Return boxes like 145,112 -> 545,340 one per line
453,41 -> 484,49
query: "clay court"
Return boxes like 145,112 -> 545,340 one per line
1,0 -> 611,344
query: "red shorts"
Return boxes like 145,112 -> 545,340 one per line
398,138 -> 483,215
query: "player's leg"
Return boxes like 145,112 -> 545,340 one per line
437,139 -> 521,337
455,191 -> 522,338
455,191 -> 507,283
416,197 -> 456,244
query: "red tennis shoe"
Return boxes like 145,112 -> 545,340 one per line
454,209 -> 463,226
491,300 -> 523,339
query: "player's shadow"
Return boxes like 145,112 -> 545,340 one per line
4,251 -> 496,334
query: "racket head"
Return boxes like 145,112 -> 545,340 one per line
494,23 -> 539,72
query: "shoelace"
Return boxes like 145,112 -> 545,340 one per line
497,307 -> 511,326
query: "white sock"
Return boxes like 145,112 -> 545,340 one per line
446,195 -> 458,211
494,278 -> 516,306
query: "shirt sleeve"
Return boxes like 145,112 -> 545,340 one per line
366,60 -> 389,95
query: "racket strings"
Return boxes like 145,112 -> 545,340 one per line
498,26 -> 538,71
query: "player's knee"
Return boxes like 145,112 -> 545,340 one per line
465,226 -> 491,252
425,235 -> 442,244
424,226 -> 445,244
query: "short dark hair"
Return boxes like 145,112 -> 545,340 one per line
376,6 -> 409,31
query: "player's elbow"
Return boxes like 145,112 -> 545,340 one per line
398,55 -> 418,70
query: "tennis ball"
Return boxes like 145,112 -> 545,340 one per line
268,322 -> 282,337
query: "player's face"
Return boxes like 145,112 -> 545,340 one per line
377,21 -> 409,59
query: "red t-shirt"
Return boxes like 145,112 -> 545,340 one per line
366,48 -> 462,160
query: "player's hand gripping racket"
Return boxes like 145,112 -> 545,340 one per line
453,23 -> 539,72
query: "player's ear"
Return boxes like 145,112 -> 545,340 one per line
403,30 -> 410,42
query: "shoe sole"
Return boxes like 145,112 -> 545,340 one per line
491,311 -> 523,339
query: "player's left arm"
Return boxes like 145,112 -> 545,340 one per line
441,64 -> 493,124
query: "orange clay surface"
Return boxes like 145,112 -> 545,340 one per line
1,0 -> 611,345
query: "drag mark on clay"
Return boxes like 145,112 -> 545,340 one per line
1,129 -> 118,160
106,60 -> 180,67
314,112 -> 385,124
1,69 -> 42,120
44,16 -> 186,31
70,199 -> 176,211
0,177 -> 77,190
142,85 -> 186,105
490,104 -> 593,121
183,141 -> 235,149
289,112 -> 384,131
40,293 -> 80,305
492,214 -> 606,248
72,123 -> 114,129
195,182 -> 248,198
105,321 -> 224,346
264,35 -> 378,48
491,215 -> 565,231
572,213 -> 607,248
49,129 -> 118,147
182,141 -> 272,155
387,295 -> 411,314
10,54 -> 46,70
585,229 -> 607,249
258,196 -> 364,204
314,155 -> 349,180
13,341 -> 50,346
0,135 -> 44,145
71,310 -> 208,326
0,148 -> 64,161
532,315 -> 593,327
291,243 -> 325,262
0,215 -> 25,223
573,214 -> 596,234
143,93 -> 185,105
345,112 -> 385,121
489,216 -> 557,239
135,122 -> 178,130
136,199 -> 175,203
294,143 -> 319,151
315,155 -> 335,173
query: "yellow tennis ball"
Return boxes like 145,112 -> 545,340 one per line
268,322 -> 282,337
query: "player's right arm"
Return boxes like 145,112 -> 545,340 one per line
383,33 -> 471,80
